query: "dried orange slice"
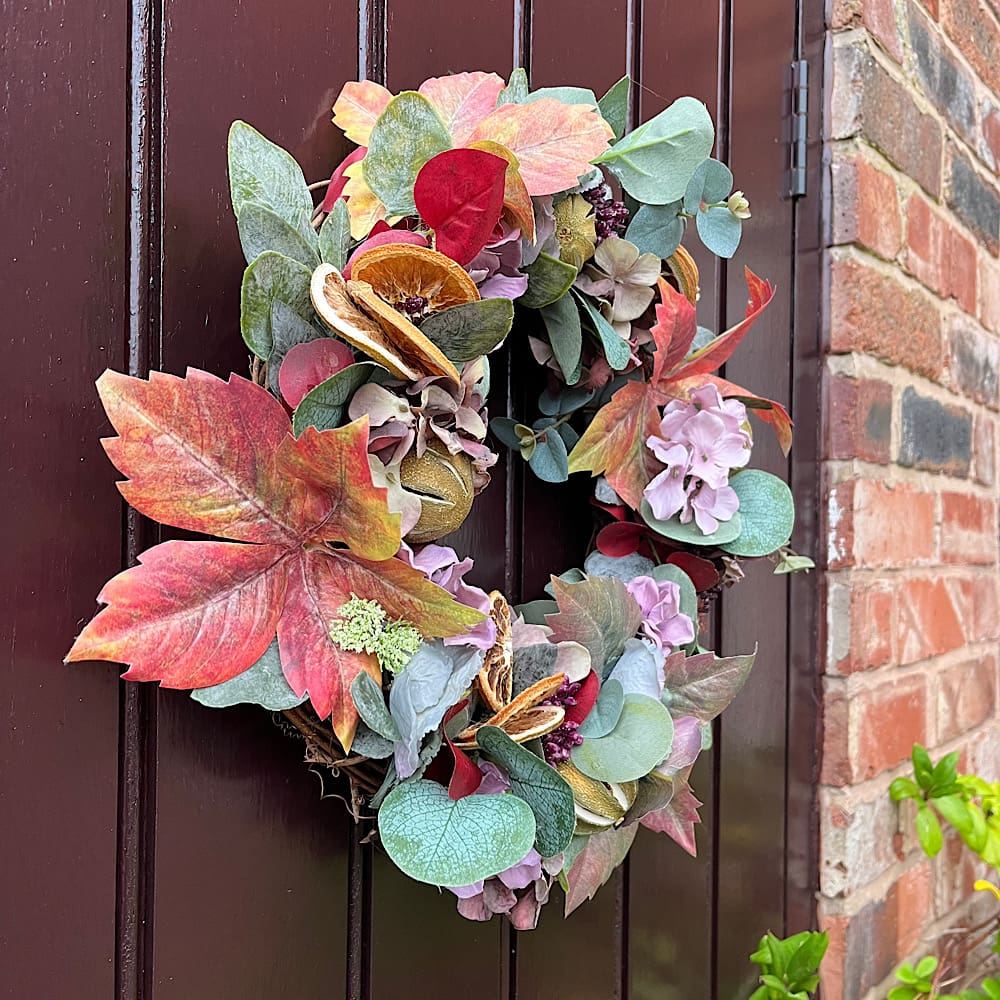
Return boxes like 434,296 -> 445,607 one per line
476,591 -> 513,713
454,672 -> 566,748
350,244 -> 480,312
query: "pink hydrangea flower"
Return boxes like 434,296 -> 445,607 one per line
625,575 -> 695,653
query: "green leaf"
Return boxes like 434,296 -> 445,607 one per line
419,298 -> 514,361
364,92 -> 452,216
191,639 -> 306,710
597,76 -> 631,140
696,206 -> 742,258
516,599 -> 559,625
935,793 -> 974,835
237,203 -> 319,267
916,804 -> 944,856
887,988 -> 919,1000
572,693 -> 674,782
593,97 -> 715,204
491,417 -> 525,449
318,199 -> 351,270
497,68 -> 529,106
350,671 -> 400,742
930,750 -> 960,792
378,779 -> 536,886
541,293 -> 583,382
913,744 -> 934,788
625,201 -> 685,258
351,724 -> 395,759
520,253 -> 577,308
719,470 -> 796,557
526,85 -> 598,106
267,301 -> 324,394
641,498 -> 744,546
292,362 -> 384,435
914,956 -> 939,979
573,289 -> 631,370
577,678 -> 625,738
228,121 -> 313,227
477,726 -> 576,856
529,418 -> 570,482
889,776 -> 922,802
683,157 -> 734,213
240,251 -> 314,357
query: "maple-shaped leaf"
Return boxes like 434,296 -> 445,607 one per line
467,99 -> 614,196
649,276 -> 698,386
564,824 -> 637,916
66,368 -> 484,748
567,380 -> 665,509
332,80 -> 392,146
417,71 -> 505,146
640,774 -> 703,856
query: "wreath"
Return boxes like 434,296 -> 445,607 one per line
67,69 -> 810,928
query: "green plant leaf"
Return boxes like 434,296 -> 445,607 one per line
528,418 -> 570,482
267,301 -> 324,394
351,724 -> 395,759
913,744 -> 934,788
889,776 -> 922,802
914,956 -> 939,979
364,92 -> 452,216
291,362 -> 383,435
318,199 -> 351,270
237,203 -> 319,267
577,678 -> 625,738
719,470 -> 795,557
350,671 -> 400,741
697,206 -> 742,258
935,793 -> 974,835
541,293 -> 583,382
641,498 -> 743,546
477,726 -> 575,856
419,298 -> 514,361
240,251 -> 314,357
191,639 -> 306,710
683,157 -> 733,213
593,97 -> 715,204
572,693 -> 674,782
526,85 -> 598,106
625,202 -> 685,258
378,779 -> 536,885
520,253 -> 577,308
916,804 -> 944,856
497,68 -> 529,106
228,121 -> 314,227
573,289 -> 631,370
597,76 -> 630,139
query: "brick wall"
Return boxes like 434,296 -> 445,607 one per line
820,1 -> 1000,996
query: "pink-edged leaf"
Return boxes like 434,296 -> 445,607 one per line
662,268 -> 775,382
320,146 -> 367,212
417,71 -> 505,145
564,824 -> 637,915
443,699 -> 483,799
342,229 -> 429,278
468,99 -> 614,196
66,540 -> 288,687
278,338 -> 356,408
596,521 -> 647,558
567,380 -> 665,510
640,776 -> 703,856
564,669 -> 600,726
332,81 -> 392,145
661,646 -> 756,723
97,368 -> 309,545
649,276 -> 698,386
413,149 -> 508,265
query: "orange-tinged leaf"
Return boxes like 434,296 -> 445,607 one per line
417,71 -> 505,145
567,380 -> 665,509
468,98 -> 614,196
468,139 -> 535,242
332,80 -> 393,145
343,159 -> 387,239
66,540 -> 289,688
649,276 -> 697,386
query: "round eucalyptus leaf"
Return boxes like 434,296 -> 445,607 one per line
696,206 -> 742,259
683,157 -> 734,213
719,469 -> 795,557
640,499 -> 743,546
541,295 -> 582,383
191,639 -> 305,711
572,693 -> 674,783
625,202 -> 685,258
577,678 -> 625,739
529,419 -> 570,482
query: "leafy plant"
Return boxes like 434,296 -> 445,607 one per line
748,930 -> 828,1000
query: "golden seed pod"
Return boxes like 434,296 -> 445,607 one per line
399,441 -> 475,544
665,245 -> 700,305
557,760 -> 639,832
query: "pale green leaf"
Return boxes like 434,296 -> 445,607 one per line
318,199 -> 352,270
640,498 -> 743,546
597,76 -> 631,140
240,251 -> 313,357
572,693 -> 674,782
350,671 -> 399,741
529,418 -> 570,482
577,678 -> 625,738
267,301 -> 323,394
292,361 -> 384,435
682,157 -> 733,213
237,203 -> 319,267
418,299 -> 513,361
541,294 -> 582,383
228,120 -> 314,226
497,68 -> 529,106
520,253 -> 577,308
625,201 -> 685,257
719,469 -> 795,557
191,639 -> 305,710
573,289 -> 631,370
696,206 -> 742,258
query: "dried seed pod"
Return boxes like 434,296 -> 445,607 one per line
399,441 -> 475,543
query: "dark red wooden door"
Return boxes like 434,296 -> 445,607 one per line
2,1 -> 822,997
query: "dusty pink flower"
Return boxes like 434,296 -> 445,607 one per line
684,480 -> 740,534
467,220 -> 529,299
625,575 -> 695,653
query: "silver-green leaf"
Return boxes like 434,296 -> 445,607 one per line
228,121 -> 313,226
191,639 -> 305,710
240,251 -> 314,357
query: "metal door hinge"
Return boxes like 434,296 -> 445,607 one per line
790,59 -> 809,198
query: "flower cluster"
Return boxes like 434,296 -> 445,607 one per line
626,576 -> 696,652
540,678 -> 585,764
329,596 -> 422,674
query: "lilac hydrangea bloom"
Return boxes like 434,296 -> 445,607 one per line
468,220 -> 528,299
625,575 -> 695,653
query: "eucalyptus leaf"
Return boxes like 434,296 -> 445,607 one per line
237,203 -> 319,267
351,724 -> 395,759
497,67 -> 530,106
625,202 -> 685,258
292,361 -> 384,435
593,97 -> 715,204
539,384 -> 595,417
540,294 -> 582,383
640,498 -> 743,546
597,76 -> 631,140
318,199 -> 352,270
267,301 -> 324,394
577,678 -> 625,739
419,299 -> 514,361
240,251 -> 313,357
528,418 -> 570,482
364,92 -> 452,216
583,550 -> 656,583
572,693 -> 674,783
490,416 -> 524,450
378,780 -> 536,886
520,253 -> 577,309
682,157 -> 734,213
719,469 -> 795,557
477,726 -> 576,857
573,289 -> 630,370
526,86 -> 598,107
555,422 -> 579,451
350,671 -> 400,741
228,120 -> 313,226
696,206 -> 742,258
191,639 -> 305,710
516,599 -> 559,626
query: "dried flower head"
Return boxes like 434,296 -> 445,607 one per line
329,595 -> 423,674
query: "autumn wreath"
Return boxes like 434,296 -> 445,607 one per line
67,69 -> 811,928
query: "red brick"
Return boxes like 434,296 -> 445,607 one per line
955,573 -> 1000,642
822,685 -> 852,786
856,677 -> 928,779
936,653 -> 998,742
834,582 -> 896,673
819,912 -> 848,1000
896,862 -> 933,953
831,0 -> 902,57
832,155 -> 903,259
851,480 -> 937,568
898,577 -> 966,663
905,193 -> 946,295
830,256 -> 944,378
981,251 -> 1000,334
943,225 -> 978,313
941,492 -> 998,564
942,0 -> 1000,96
924,0 -> 940,18
975,415 -> 996,486
825,373 -> 893,463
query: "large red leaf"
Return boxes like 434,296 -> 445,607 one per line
567,380 -> 665,509
564,824 -> 637,915
66,540 -> 289,688
413,149 -> 507,265
649,276 -> 698,386
417,72 -> 505,146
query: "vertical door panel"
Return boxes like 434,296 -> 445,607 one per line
149,2 -> 358,994
0,2 -> 127,996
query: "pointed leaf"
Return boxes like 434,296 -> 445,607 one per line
640,775 -> 703,855
573,289 -> 631,370
417,71 -> 505,145
318,199 -> 352,269
192,638 -> 306,710
240,250 -> 313,357
332,80 -> 393,145
350,670 -> 399,741
541,293 -> 582,383
228,121 -> 313,225
597,76 -> 631,139
418,299 -> 513,361
237,203 -> 319,267
497,68 -> 529,106
661,646 -> 756,722
291,361 -> 384,434
563,824 -> 637,915
649,276 -> 698,385
528,419 -> 570,482
520,253 -> 577,308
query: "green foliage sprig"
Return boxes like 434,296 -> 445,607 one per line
748,930 -> 828,1000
